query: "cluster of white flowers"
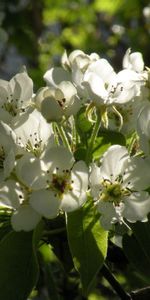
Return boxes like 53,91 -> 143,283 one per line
0,48 -> 150,231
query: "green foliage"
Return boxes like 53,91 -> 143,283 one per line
39,244 -> 60,300
67,198 -> 108,296
93,130 -> 126,160
93,0 -> 123,14
0,212 -> 12,241
0,222 -> 43,300
123,216 -> 150,283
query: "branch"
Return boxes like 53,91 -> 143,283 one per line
101,264 -> 131,300
131,287 -> 150,300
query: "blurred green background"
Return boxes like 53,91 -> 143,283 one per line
0,0 -> 150,88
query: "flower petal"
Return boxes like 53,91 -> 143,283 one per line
42,146 -> 74,173
123,192 -> 150,222
10,71 -> 33,105
16,154 -> 46,189
60,161 -> 88,212
0,180 -> 22,209
97,202 -> 118,230
100,145 -> 129,181
11,205 -> 41,231
41,96 -> 63,122
43,67 -> 71,87
85,59 -> 116,83
30,189 -> 60,218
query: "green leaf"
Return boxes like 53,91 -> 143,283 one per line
66,199 -> 108,296
76,107 -> 92,134
93,130 -> 126,160
94,0 -> 123,14
122,218 -> 150,282
74,146 -> 87,161
0,222 -> 12,242
75,107 -> 93,148
0,223 -> 42,300
0,210 -> 12,241
39,243 -> 60,300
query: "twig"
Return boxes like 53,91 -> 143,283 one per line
101,264 -> 131,300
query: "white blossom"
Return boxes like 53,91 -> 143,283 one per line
0,69 -> 33,122
123,48 -> 144,73
90,145 -> 150,230
45,50 -> 99,100
83,58 -> 144,108
0,179 -> 41,231
11,109 -> 55,157
15,146 -> 89,218
31,146 -> 88,215
36,81 -> 81,122
61,49 -> 99,72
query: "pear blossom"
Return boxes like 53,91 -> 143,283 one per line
61,49 -> 99,72
61,50 -> 100,98
90,145 -> 150,230
45,50 -> 99,99
0,69 -> 33,123
0,153 -> 45,231
30,146 -> 88,215
14,146 -> 88,219
83,58 -> 144,108
82,58 -> 116,106
36,81 -> 81,122
0,179 -> 41,231
11,109 -> 55,157
123,48 -> 144,73
122,49 -> 150,102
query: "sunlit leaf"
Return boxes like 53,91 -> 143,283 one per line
93,130 -> 126,160
93,0 -> 123,14
66,198 -> 108,296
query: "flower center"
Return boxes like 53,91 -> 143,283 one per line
1,95 -> 26,116
57,98 -> 66,109
47,169 -> 73,197
100,179 -> 130,205
18,132 -> 43,157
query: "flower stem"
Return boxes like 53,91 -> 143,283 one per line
56,123 -> 72,152
86,112 -> 101,164
43,227 -> 66,236
101,264 -> 131,300
52,122 -> 60,146
127,132 -> 138,156
71,116 -> 79,151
